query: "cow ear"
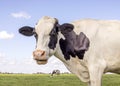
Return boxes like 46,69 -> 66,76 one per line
59,23 -> 74,33
74,32 -> 90,59
76,32 -> 90,51
19,26 -> 34,36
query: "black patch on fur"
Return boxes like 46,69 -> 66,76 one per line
59,38 -> 76,60
59,23 -> 90,60
48,21 -> 59,50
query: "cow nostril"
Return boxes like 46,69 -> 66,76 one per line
33,50 -> 45,58
41,51 -> 45,56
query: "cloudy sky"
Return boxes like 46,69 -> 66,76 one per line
0,0 -> 120,73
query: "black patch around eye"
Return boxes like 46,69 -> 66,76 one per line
48,34 -> 58,50
48,22 -> 59,50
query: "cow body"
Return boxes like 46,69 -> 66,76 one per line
19,16 -> 120,86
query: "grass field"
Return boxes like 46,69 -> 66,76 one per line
0,74 -> 120,86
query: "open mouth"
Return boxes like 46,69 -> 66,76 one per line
36,60 -> 48,65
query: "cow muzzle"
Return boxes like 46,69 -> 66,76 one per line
33,50 -> 48,65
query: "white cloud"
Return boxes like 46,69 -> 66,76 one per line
0,54 -> 69,73
0,52 -> 8,64
11,11 -> 31,19
0,52 -> 5,58
9,60 -> 16,65
21,55 -> 69,73
23,56 -> 35,65
0,31 -> 14,39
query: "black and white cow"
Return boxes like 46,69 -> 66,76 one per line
19,16 -> 120,86
51,69 -> 60,76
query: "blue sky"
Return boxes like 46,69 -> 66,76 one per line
0,0 -> 120,73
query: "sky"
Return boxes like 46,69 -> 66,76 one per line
0,0 -> 120,73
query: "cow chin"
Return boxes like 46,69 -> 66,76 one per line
36,60 -> 48,65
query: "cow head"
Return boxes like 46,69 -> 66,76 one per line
19,16 -> 60,65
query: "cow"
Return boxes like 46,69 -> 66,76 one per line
19,16 -> 120,86
51,69 -> 60,76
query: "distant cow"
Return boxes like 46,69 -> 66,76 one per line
51,69 -> 60,76
19,16 -> 120,86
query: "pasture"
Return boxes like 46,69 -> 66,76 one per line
0,74 -> 120,86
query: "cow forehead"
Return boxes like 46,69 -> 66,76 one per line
35,16 -> 57,34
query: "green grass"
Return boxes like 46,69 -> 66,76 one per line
102,74 -> 120,86
0,74 -> 119,86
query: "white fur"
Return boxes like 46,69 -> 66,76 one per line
35,16 -> 120,86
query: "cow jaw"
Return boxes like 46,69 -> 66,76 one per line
36,60 -> 48,65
